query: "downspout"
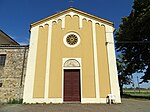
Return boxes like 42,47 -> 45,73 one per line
20,46 -> 27,87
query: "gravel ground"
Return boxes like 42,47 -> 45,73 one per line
0,98 -> 150,112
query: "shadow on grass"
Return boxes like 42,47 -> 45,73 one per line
122,94 -> 150,100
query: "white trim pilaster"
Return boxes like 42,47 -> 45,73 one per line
105,25 -> 121,103
92,22 -> 100,100
23,26 -> 39,103
61,16 -> 65,29
79,16 -> 84,29
44,21 -> 52,99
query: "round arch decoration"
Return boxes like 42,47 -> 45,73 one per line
64,59 -> 80,67
63,32 -> 80,48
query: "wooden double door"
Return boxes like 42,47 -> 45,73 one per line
64,69 -> 81,102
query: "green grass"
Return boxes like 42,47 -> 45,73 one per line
123,89 -> 150,98
123,89 -> 150,92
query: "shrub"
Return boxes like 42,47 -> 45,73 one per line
7,99 -> 23,104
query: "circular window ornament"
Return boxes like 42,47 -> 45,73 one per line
63,32 -> 80,48
66,34 -> 78,45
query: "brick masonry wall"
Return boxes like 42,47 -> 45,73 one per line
0,46 -> 28,103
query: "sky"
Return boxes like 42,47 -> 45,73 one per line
0,0 -> 149,88
0,0 -> 133,44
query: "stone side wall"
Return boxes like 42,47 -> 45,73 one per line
0,46 -> 28,103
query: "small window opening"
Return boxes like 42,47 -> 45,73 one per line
0,54 -> 6,67
0,83 -> 2,87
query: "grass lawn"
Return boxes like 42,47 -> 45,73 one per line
123,89 -> 150,98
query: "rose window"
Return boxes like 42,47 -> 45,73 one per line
63,32 -> 80,48
66,34 -> 78,45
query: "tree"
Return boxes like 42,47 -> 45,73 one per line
115,0 -> 150,83
116,54 -> 132,97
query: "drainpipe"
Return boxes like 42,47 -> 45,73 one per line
20,46 -> 27,87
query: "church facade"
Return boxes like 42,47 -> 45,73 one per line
23,8 -> 121,103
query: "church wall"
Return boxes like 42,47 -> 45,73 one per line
0,46 -> 28,103
96,24 -> 111,98
31,14 -> 112,100
33,25 -> 49,98
48,20 -> 63,98
48,15 -> 96,98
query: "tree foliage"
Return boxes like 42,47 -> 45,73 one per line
116,54 -> 132,96
117,55 -> 132,85
115,0 -> 150,83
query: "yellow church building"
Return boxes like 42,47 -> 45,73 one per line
23,8 -> 121,103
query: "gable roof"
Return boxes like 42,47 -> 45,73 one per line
31,7 -> 113,28
0,29 -> 20,45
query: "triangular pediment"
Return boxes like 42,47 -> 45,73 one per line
31,8 -> 113,28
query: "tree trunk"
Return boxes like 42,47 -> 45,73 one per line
120,84 -> 123,98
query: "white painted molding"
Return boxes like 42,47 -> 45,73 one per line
82,98 -> 100,103
24,98 -> 63,104
62,17 -> 65,29
105,25 -> 121,103
81,98 -> 108,103
32,11 -> 110,30
79,16 -> 84,28
23,26 -> 39,103
92,22 -> 100,99
24,97 -> 121,104
44,21 -> 52,99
